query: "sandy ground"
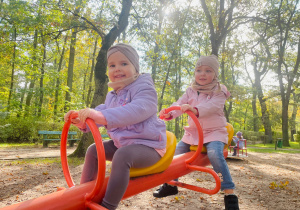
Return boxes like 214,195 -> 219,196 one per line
0,147 -> 300,210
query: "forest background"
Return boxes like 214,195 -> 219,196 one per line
0,0 -> 299,156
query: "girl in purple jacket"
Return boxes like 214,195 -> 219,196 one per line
153,55 -> 239,210
64,43 -> 166,210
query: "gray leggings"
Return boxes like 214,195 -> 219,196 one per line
80,140 -> 161,210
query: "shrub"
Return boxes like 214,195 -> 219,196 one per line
0,116 -> 70,143
0,117 -> 39,143
293,134 -> 300,142
236,130 -> 265,141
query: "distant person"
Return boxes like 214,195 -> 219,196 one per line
153,55 -> 239,210
232,131 -> 245,156
64,43 -> 167,210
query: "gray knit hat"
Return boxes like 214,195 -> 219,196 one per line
195,55 -> 219,77
107,43 -> 139,73
236,131 -> 242,137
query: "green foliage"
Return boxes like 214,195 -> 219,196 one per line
293,134 -> 300,142
0,116 -> 72,143
0,0 -> 299,148
234,129 -> 266,141
0,117 -> 39,143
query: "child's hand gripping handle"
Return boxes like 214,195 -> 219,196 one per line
159,107 -> 175,120
69,111 -> 79,120
160,106 -> 204,164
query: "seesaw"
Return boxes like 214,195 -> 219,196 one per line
1,106 -> 233,210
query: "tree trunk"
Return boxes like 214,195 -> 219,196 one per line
64,28 -> 78,112
38,34 -> 46,117
252,85 -> 258,132
151,44 -> 159,83
7,27 -> 16,113
281,102 -> 289,145
71,0 -> 133,157
82,59 -> 90,102
256,80 -> 272,143
290,92 -> 298,141
18,80 -> 28,117
151,1 -> 166,83
201,0 -> 238,121
275,0 -> 299,146
159,58 -> 173,111
24,29 -> 38,117
54,35 -> 68,117
280,37 -> 300,145
243,103 -> 249,130
220,42 -> 232,122
86,39 -> 98,107
200,0 -> 235,56
158,5 -> 191,110
277,43 -> 294,146
174,46 -> 181,138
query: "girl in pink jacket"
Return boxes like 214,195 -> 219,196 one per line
153,55 -> 239,210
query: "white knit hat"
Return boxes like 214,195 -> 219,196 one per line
195,55 -> 219,76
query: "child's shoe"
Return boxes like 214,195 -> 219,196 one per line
224,194 -> 239,210
153,183 -> 178,198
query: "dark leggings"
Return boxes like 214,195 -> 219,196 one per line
80,140 -> 161,210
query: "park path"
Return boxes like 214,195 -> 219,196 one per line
0,146 -> 76,160
1,146 -> 299,160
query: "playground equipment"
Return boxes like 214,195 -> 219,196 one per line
228,139 -> 248,158
1,106 -> 233,210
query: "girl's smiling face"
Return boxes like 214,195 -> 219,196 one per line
108,51 -> 136,82
194,65 -> 216,86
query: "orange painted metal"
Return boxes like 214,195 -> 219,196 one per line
1,151 -> 220,210
168,164 -> 221,195
1,106 -> 222,210
157,106 -> 221,195
60,112 -> 106,203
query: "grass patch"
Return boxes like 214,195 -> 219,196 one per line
248,142 -> 300,149
0,143 -> 38,148
247,148 -> 300,154
289,141 -> 300,149
247,141 -> 300,154
0,142 -> 63,148
1,157 -> 84,166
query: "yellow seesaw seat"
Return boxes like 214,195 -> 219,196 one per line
190,123 -> 234,152
129,131 -> 177,177
129,124 -> 233,177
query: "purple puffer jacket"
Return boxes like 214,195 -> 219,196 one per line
86,73 -> 166,149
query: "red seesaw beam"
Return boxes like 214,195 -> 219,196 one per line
0,151 -> 222,210
1,107 -> 223,210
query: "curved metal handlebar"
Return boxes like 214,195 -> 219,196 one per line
163,106 -> 220,194
60,112 -> 106,202
162,106 -> 204,164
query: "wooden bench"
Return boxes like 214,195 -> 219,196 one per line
38,130 -> 80,148
38,131 -> 110,148
101,134 -> 109,139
